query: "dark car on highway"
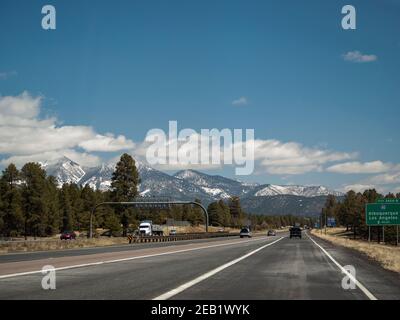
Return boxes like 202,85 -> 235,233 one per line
60,231 -> 76,240
267,230 -> 276,236
289,227 -> 302,239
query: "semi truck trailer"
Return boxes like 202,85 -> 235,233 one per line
139,220 -> 164,236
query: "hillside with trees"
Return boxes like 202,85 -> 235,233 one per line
0,153 -> 316,238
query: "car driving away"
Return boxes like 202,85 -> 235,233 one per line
240,228 -> 252,238
289,227 -> 302,239
267,230 -> 276,236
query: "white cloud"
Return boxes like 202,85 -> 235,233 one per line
341,169 -> 400,194
342,184 -> 378,193
0,91 -> 41,118
364,172 -> 400,185
79,134 -> 135,152
0,150 -> 102,168
0,92 -> 135,166
135,133 -> 357,175
326,161 -> 393,174
0,71 -> 17,80
232,97 -> 248,106
342,51 -> 377,63
253,139 -> 356,175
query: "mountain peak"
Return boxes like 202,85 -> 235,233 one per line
174,169 -> 203,179
41,157 -> 344,215
41,155 -> 77,167
42,156 -> 85,186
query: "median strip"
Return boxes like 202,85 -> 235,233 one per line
153,237 -> 285,300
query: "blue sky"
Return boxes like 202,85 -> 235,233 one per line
0,0 -> 399,193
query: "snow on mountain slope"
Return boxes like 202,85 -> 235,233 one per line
174,169 -> 254,198
41,156 -> 344,214
253,184 -> 343,197
41,156 -> 85,186
80,163 -> 115,191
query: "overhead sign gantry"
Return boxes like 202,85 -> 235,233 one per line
89,198 -> 209,238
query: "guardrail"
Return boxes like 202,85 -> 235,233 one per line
127,232 -> 239,243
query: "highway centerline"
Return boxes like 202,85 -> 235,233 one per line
306,232 -> 377,300
152,236 -> 285,300
0,236 -> 276,280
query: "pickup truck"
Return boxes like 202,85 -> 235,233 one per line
289,227 -> 302,239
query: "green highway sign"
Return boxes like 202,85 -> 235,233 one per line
366,203 -> 400,226
377,198 -> 400,204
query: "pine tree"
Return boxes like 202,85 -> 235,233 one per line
207,202 -> 220,226
80,184 -> 97,230
218,200 -> 231,226
45,176 -> 61,235
0,164 -> 24,237
20,163 -> 50,238
207,200 -> 231,227
67,183 -> 84,230
321,195 -> 337,228
111,153 -> 140,236
60,184 -> 74,232
191,198 -> 204,226
104,213 -> 122,236
229,196 -> 244,227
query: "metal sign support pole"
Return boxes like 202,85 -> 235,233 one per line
320,216 -> 322,234
397,225 -> 399,246
90,200 -> 209,238
368,226 -> 371,242
382,226 -> 385,244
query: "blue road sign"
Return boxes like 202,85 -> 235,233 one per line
327,217 -> 336,227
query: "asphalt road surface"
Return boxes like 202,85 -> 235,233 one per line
0,231 -> 399,300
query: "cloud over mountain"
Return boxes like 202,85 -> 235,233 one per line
0,92 -> 135,167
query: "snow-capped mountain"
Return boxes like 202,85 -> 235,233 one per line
80,163 -> 115,191
40,156 -> 85,185
41,156 -> 344,215
251,184 -> 343,198
173,170 -> 255,199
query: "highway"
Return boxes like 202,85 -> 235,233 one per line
0,232 -> 399,300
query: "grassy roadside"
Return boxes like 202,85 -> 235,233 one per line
0,225 -> 280,255
0,225 -> 242,255
310,228 -> 400,274
0,237 -> 130,255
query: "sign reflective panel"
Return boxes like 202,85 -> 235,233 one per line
366,203 -> 400,226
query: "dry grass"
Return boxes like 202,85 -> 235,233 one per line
311,229 -> 400,273
165,225 -> 240,234
0,237 -> 129,255
0,226 -> 242,254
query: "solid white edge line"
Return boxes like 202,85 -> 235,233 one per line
153,236 -> 285,300
0,236 -> 274,280
306,232 -> 377,301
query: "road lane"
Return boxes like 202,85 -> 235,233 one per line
0,235 -> 282,299
169,234 -> 369,300
0,231 -> 399,300
169,232 -> 400,300
153,237 -> 285,300
0,235 -> 252,263
0,236 -> 273,278
306,233 -> 400,300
